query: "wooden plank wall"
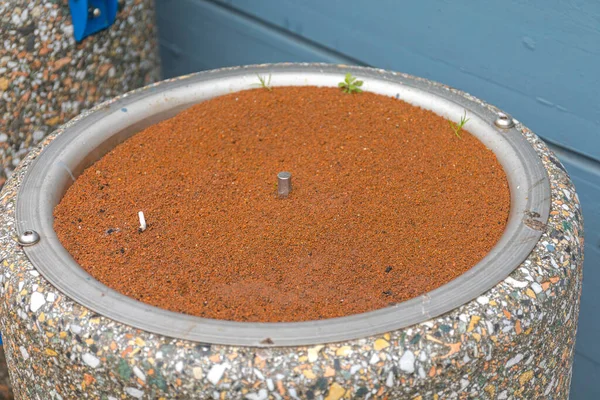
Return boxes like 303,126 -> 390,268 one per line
155,1 -> 600,397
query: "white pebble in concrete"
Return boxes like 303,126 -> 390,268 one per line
133,366 -> 146,382
399,350 -> 415,373
19,346 -> 29,360
266,379 -> 275,391
385,371 -> 394,387
254,368 -> 265,380
30,291 -> 45,312
124,387 -> 144,399
505,277 -> 528,288
70,324 -> 82,334
505,353 -> 524,368
82,353 -> 100,368
245,389 -> 268,400
531,282 -> 543,294
175,361 -> 183,373
207,364 -> 228,385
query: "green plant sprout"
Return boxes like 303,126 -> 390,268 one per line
449,111 -> 470,138
338,73 -> 363,94
256,74 -> 272,91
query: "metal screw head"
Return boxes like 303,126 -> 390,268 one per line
90,8 -> 101,18
18,230 -> 40,247
494,113 -> 515,129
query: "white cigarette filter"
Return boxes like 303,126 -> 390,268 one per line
138,211 -> 147,232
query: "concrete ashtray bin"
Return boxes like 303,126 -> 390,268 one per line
0,64 -> 584,399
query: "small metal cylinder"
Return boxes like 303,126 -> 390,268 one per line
277,172 -> 292,198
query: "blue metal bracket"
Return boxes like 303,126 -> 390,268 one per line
69,0 -> 118,42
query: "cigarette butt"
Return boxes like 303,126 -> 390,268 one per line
138,211 -> 147,232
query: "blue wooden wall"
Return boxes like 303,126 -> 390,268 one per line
155,1 -> 600,398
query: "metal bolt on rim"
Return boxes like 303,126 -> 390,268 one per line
17,230 -> 40,247
15,63 -> 551,346
494,112 -> 516,129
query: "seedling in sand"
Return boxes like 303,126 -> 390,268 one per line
449,111 -> 469,138
338,73 -> 363,94
256,74 -> 272,91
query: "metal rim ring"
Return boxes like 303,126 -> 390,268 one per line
15,63 -> 551,346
